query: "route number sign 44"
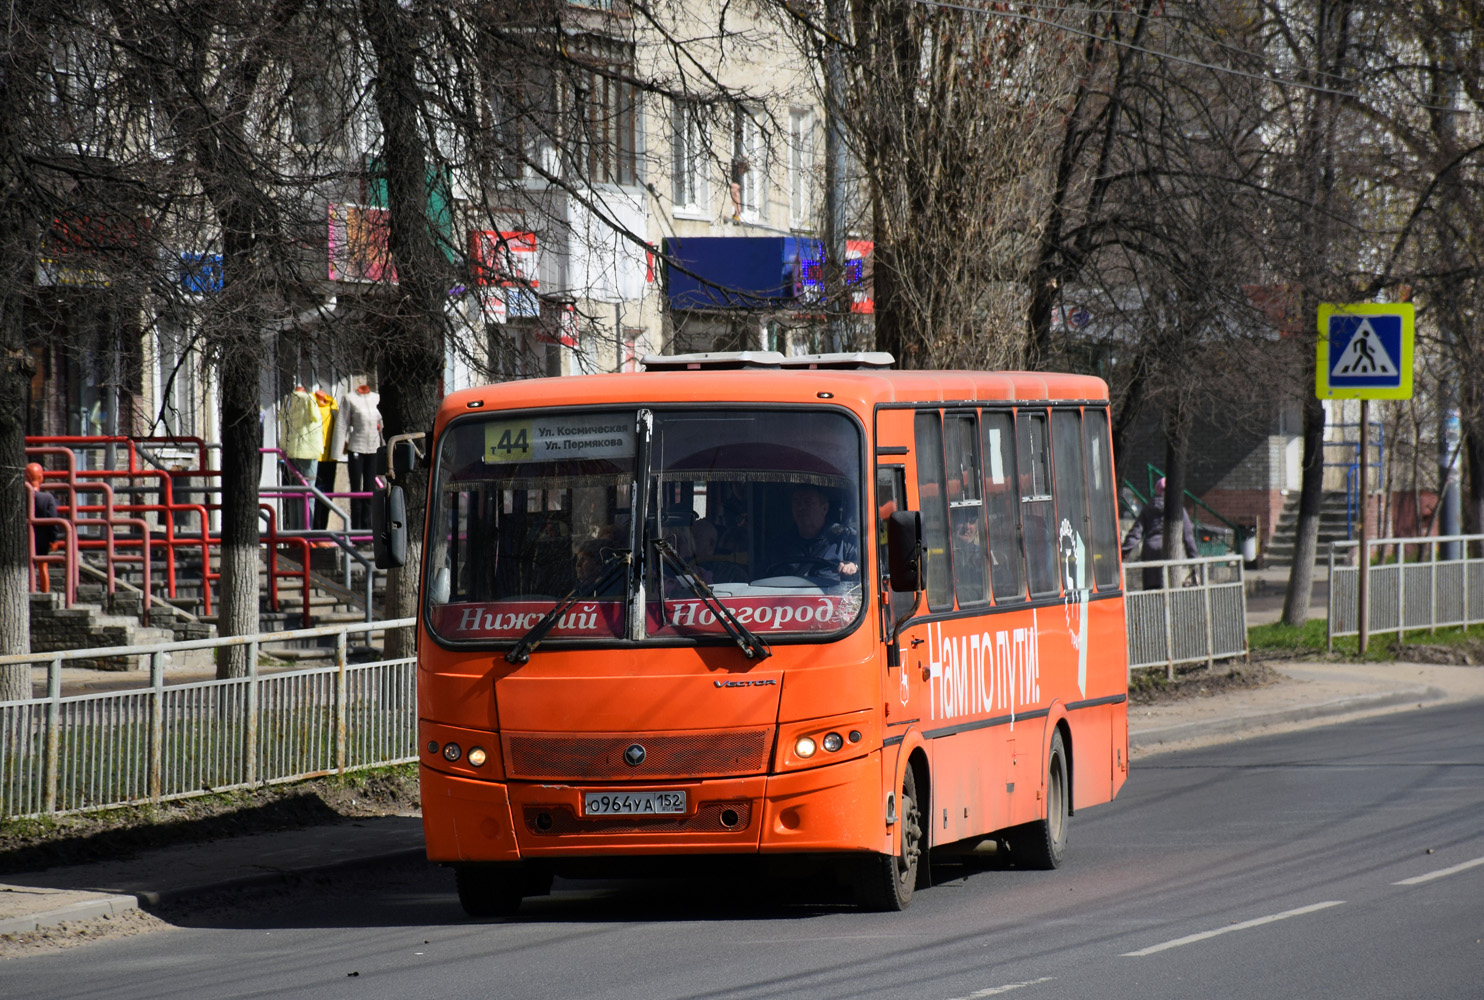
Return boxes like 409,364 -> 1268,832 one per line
1316,302 -> 1414,401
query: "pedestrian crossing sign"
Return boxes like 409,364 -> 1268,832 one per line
1316,302 -> 1414,400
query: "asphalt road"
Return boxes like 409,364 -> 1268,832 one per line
6,702 -> 1483,1000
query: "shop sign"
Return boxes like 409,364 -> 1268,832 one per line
328,203 -> 396,283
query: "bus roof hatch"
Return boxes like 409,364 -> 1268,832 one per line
641,351 -> 895,372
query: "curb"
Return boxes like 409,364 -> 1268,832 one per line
0,892 -> 140,936
1130,685 -> 1447,750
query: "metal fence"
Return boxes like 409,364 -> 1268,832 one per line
1327,534 -> 1484,648
0,619 -> 417,819
1124,555 -> 1249,678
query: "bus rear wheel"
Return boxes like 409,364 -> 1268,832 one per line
857,764 -> 923,911
1004,728 -> 1068,870
455,862 -> 548,918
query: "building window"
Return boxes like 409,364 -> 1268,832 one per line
731,108 -> 765,221
671,100 -> 708,213
788,108 -> 814,230
570,39 -> 638,186
486,63 -> 557,181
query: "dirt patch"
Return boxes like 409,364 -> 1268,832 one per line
1392,641 -> 1484,666
1129,659 -> 1281,706
0,766 -> 419,876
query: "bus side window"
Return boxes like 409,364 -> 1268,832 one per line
1083,408 -> 1121,589
1016,409 -> 1059,597
913,411 -> 954,612
1051,409 -> 1089,594
877,466 -> 915,620
981,411 -> 1025,601
945,413 -> 987,606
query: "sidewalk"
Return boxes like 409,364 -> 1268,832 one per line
5,659 -> 1484,937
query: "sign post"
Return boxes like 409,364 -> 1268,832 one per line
1317,302 -> 1415,655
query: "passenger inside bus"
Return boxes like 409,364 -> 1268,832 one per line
690,517 -> 748,584
573,537 -> 624,597
768,484 -> 860,588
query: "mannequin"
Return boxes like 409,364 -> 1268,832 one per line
279,386 -> 322,531
341,381 -> 383,530
25,463 -> 60,593
312,389 -> 344,537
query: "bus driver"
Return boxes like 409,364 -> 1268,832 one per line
772,485 -> 860,587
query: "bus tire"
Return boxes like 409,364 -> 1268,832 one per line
455,863 -> 527,918
856,764 -> 923,911
1004,728 -> 1068,870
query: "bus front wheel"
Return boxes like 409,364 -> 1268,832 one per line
857,764 -> 924,911
1004,728 -> 1068,870
455,862 -> 548,918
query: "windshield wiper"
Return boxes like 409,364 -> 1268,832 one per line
652,538 -> 771,661
505,552 -> 629,665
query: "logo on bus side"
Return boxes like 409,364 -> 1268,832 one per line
1058,518 -> 1090,698
924,619 -> 1041,724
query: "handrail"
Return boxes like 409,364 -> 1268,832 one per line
0,617 -> 417,669
27,433 -> 378,629
28,516 -> 78,606
1145,464 -> 1240,542
28,448 -> 215,615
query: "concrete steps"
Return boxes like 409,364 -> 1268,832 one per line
1264,492 -> 1352,568
29,590 -> 214,671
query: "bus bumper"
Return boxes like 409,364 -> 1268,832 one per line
421,751 -> 883,862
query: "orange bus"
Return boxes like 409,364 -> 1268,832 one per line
395,352 -> 1128,914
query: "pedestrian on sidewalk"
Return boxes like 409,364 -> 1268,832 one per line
1122,477 -> 1198,590
25,462 -> 61,593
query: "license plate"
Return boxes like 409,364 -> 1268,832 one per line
583,790 -> 687,816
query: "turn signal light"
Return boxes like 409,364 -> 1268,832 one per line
442,742 -> 462,762
822,732 -> 844,753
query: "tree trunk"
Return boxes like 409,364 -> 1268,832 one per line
1161,405 -> 1190,573
1281,393 -> 1327,624
0,302 -> 33,701
0,16 -> 42,700
1464,418 -> 1484,552
215,339 -> 264,677
361,0 -> 449,659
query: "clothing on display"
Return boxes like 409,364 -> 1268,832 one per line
313,391 -> 345,533
341,385 -> 383,530
280,388 -> 323,461
279,388 -> 322,531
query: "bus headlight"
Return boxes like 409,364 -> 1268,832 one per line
466,747 -> 487,767
442,742 -> 462,762
795,736 -> 817,758
822,732 -> 844,753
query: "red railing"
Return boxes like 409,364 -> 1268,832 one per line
26,435 -> 371,628
27,445 -> 207,620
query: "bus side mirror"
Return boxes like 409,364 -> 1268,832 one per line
372,485 -> 407,569
391,439 -> 419,478
886,510 -> 922,592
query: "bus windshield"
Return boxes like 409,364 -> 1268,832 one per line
424,407 -> 865,646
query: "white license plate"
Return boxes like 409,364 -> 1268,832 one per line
583,790 -> 687,816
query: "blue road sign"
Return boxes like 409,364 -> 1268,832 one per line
1316,303 -> 1414,400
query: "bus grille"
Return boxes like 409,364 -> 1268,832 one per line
522,802 -> 753,836
503,729 -> 772,780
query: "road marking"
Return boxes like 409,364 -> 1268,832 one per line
1121,901 -> 1345,957
1394,855 -> 1484,886
946,977 -> 1054,999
